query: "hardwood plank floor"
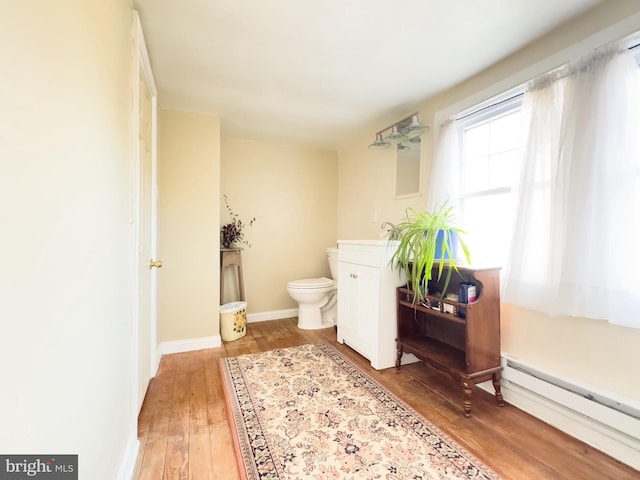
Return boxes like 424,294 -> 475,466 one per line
133,318 -> 639,479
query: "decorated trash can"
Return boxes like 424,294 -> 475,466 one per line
220,301 -> 247,342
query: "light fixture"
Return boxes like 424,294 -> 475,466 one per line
384,125 -> 408,144
369,112 -> 429,151
368,132 -> 391,149
403,114 -> 428,138
397,142 -> 410,151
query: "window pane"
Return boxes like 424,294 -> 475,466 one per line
464,123 -> 490,160
463,157 -> 489,193
458,98 -> 523,271
490,150 -> 520,189
490,110 -> 521,153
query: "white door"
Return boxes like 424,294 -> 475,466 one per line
134,12 -> 158,412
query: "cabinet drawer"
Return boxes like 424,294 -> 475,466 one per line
338,242 -> 395,267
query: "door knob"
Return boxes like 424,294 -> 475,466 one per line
149,259 -> 163,269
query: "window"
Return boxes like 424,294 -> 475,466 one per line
456,95 -> 523,270
453,44 -> 640,276
442,43 -> 640,327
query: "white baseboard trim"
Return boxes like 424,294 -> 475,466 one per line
116,434 -> 140,480
477,379 -> 640,471
153,311 -> 295,362
247,308 -> 297,323
156,335 -> 222,357
154,310 -> 297,360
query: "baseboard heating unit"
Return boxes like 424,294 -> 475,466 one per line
478,355 -> 640,470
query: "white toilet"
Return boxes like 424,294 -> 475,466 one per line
287,247 -> 338,330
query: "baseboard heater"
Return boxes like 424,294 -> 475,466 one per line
478,356 -> 640,471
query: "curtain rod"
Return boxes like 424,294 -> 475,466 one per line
454,32 -> 640,124
455,92 -> 524,122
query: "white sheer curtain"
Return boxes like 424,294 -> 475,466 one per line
503,44 -> 640,328
428,118 -> 460,210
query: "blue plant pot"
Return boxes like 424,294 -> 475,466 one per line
434,230 -> 459,260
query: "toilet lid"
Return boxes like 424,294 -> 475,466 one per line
288,277 -> 334,289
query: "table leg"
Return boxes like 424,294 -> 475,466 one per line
492,372 -> 505,407
395,344 -> 403,370
462,378 -> 473,418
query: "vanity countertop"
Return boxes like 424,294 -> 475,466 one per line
337,239 -> 398,246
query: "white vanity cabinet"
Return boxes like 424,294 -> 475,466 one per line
336,240 -> 406,370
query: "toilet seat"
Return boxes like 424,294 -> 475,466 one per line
287,277 -> 335,289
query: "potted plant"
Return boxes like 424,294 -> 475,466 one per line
389,201 -> 470,304
221,194 -> 256,248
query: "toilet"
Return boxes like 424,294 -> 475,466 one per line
287,247 -> 338,330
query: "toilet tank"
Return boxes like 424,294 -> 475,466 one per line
327,247 -> 338,279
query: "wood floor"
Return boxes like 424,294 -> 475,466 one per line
133,318 -> 638,480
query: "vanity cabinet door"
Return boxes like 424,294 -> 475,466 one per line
337,261 -> 379,361
336,261 -> 356,346
336,240 -> 407,370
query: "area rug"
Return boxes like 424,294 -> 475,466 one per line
219,343 -> 502,480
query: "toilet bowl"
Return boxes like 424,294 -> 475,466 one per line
287,247 -> 338,330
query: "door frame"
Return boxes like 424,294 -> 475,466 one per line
132,10 -> 158,413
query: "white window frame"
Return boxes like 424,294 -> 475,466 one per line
454,93 -> 524,268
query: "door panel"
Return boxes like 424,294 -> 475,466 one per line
137,68 -> 154,410
134,13 -> 158,413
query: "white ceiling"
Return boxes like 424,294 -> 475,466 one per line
133,0 -> 603,150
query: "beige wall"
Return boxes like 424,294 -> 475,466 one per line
221,137 -> 338,313
338,103 -> 436,240
157,109 -> 221,342
0,1 -> 137,478
337,0 -> 640,401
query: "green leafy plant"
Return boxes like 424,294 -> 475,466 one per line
389,201 -> 471,304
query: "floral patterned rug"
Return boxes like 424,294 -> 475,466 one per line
219,343 -> 502,480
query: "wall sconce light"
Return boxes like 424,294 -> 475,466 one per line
368,132 -> 391,149
404,114 -> 428,138
384,125 -> 408,144
369,113 -> 429,150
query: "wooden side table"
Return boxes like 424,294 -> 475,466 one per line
220,248 -> 245,302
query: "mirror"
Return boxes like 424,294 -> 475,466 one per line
394,137 -> 422,197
